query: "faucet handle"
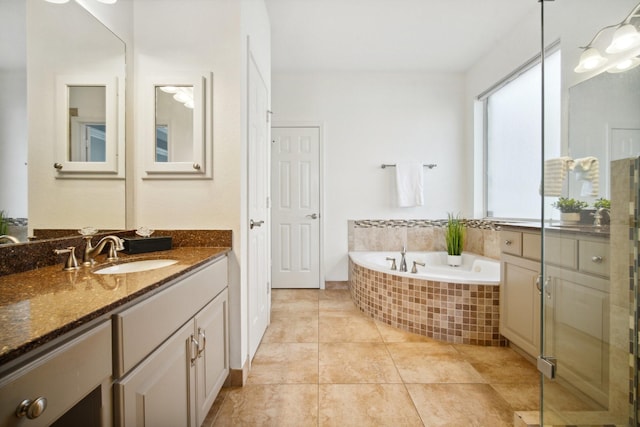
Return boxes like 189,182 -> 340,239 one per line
106,237 -> 125,261
411,261 -> 426,274
53,247 -> 79,271
385,257 -> 397,270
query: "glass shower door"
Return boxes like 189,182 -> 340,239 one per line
540,1 -> 640,425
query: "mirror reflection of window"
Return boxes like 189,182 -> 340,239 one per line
155,86 -> 194,162
156,125 -> 169,162
68,85 -> 107,162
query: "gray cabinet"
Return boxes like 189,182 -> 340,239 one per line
114,256 -> 229,427
500,228 -> 541,357
545,233 -> 609,407
0,321 -> 112,427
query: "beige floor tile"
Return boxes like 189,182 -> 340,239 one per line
212,384 -> 318,427
491,383 -> 540,411
319,342 -> 401,383
319,384 -> 423,427
406,383 -> 514,427
453,344 -> 539,383
387,342 -> 486,384
262,311 -> 319,343
246,343 -> 319,384
375,320 -> 433,343
319,311 -> 382,342
319,289 -> 360,312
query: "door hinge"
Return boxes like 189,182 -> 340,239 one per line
537,356 -> 556,379
266,110 -> 273,123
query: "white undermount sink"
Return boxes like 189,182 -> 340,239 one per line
93,259 -> 178,275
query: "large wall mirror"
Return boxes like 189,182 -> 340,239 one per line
0,0 -> 126,242
568,66 -> 640,200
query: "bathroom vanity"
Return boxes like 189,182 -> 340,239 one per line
500,224 -> 610,407
0,246 -> 229,426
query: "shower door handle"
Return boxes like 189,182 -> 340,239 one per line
306,213 -> 318,219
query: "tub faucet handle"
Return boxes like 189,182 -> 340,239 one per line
385,257 -> 397,270
411,261 -> 426,274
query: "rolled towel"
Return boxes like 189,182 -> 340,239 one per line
395,162 -> 424,207
542,157 -> 574,196
573,156 -> 599,197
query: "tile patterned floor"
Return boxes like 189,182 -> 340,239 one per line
203,289 -> 541,426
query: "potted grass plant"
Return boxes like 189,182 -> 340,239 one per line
445,212 -> 465,266
0,210 -> 8,235
552,197 -> 588,224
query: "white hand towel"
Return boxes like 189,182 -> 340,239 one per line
573,156 -> 599,197
542,157 -> 574,196
395,162 -> 424,207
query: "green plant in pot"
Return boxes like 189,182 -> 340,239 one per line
552,197 -> 588,224
593,197 -> 610,210
0,210 -> 8,235
445,212 -> 465,266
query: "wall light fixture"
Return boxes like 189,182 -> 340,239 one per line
575,2 -> 640,73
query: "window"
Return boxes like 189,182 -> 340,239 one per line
482,49 -> 561,219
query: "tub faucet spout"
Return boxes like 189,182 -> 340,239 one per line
399,246 -> 407,272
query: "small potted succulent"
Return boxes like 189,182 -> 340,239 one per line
445,212 -> 465,266
552,197 -> 588,224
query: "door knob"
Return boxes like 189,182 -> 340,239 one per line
306,213 -> 318,219
250,219 -> 264,229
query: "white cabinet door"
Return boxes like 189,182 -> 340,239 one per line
116,321 -> 196,427
195,289 -> 229,426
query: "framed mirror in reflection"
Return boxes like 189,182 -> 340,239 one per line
68,85 -> 107,162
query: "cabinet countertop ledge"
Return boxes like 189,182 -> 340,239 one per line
0,246 -> 230,368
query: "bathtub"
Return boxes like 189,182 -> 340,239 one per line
348,251 -> 505,346
348,251 -> 500,285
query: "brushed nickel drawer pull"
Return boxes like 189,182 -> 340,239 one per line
16,397 -> 47,419
504,240 -> 512,246
591,255 -> 603,263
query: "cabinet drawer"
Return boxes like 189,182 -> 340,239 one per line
579,240 -> 609,278
545,236 -> 577,269
114,256 -> 228,377
522,232 -> 541,261
0,321 -> 111,427
501,231 -> 522,256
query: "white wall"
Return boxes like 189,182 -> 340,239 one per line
132,0 -> 270,371
272,71 -> 465,280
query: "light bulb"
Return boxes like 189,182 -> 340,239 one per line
607,56 -> 640,73
574,47 -> 607,73
606,24 -> 640,54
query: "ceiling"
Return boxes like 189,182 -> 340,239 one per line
265,0 -> 538,72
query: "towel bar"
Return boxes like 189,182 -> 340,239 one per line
381,163 -> 437,169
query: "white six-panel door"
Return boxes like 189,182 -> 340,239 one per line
271,127 -> 320,288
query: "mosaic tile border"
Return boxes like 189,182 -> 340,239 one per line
348,260 -> 506,346
353,219 -> 501,230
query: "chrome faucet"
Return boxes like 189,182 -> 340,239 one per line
0,235 -> 19,244
82,235 -> 125,266
592,208 -> 610,228
399,246 -> 407,272
411,261 -> 426,274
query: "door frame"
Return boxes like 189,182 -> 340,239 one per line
271,121 -> 325,289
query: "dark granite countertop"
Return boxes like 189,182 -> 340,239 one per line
499,221 -> 610,238
0,246 -> 230,367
